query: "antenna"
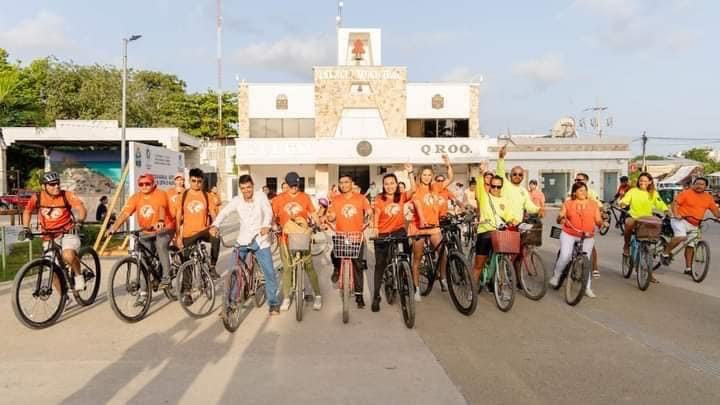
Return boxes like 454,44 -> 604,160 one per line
336,1 -> 344,30
582,97 -> 613,137
498,128 -> 517,146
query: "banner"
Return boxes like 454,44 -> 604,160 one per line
128,142 -> 185,196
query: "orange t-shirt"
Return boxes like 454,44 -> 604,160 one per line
179,190 -> 219,238
562,199 -> 599,237
374,193 -> 409,234
166,187 -> 185,222
432,184 -> 452,218
330,193 -> 370,233
272,191 -> 315,227
412,186 -> 441,228
24,190 -> 83,235
121,189 -> 174,231
676,189 -> 717,226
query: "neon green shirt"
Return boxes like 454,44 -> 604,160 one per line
497,158 -> 539,220
620,188 -> 668,219
475,176 -> 515,233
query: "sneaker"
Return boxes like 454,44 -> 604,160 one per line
313,296 -> 322,311
74,274 -> 85,291
440,279 -> 448,292
660,254 -> 671,266
549,275 -> 560,289
684,268 -> 692,275
134,291 -> 148,307
159,277 -> 171,288
280,298 -> 291,311
585,288 -> 596,298
371,296 -> 380,312
269,305 -> 280,316
331,269 -> 339,283
414,290 -> 422,302
182,294 -> 194,306
355,294 -> 365,309
209,266 -> 221,280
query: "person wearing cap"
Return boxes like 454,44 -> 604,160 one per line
166,171 -> 186,226
109,173 -> 175,287
272,171 -> 323,311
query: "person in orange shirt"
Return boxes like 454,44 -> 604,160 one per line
22,171 -> 87,291
327,174 -> 371,308
370,169 -> 414,312
663,177 -> 720,274
432,175 -> 453,218
272,171 -> 323,312
166,172 -> 186,224
176,168 -> 220,280
109,173 -> 174,287
408,154 -> 453,302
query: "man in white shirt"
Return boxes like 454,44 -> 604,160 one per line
210,175 -> 280,315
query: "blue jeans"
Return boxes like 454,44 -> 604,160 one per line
233,240 -> 279,307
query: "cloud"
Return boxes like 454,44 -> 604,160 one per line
440,66 -> 473,82
231,35 -> 334,78
0,10 -> 74,52
512,53 -> 566,89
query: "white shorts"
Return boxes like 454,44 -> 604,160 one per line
670,218 -> 699,245
43,233 -> 81,252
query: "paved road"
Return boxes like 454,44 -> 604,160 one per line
1,211 -> 720,404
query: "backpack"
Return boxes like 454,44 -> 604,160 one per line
178,189 -> 210,228
34,190 -> 75,227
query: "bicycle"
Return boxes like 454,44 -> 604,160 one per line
477,227 -> 517,312
621,213 -> 663,291
286,231 -> 314,322
599,201 -> 627,236
12,228 -> 101,329
516,220 -> 547,300
462,210 -> 479,254
549,225 -> 591,306
219,233 -> 267,332
369,234 -> 415,328
331,231 -> 364,324
107,229 -> 182,323
175,238 -> 216,318
652,216 -> 718,282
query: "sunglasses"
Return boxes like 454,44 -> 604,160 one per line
490,185 -> 503,189
46,182 -> 60,187
574,178 -> 586,182
191,178 -> 203,183
138,182 -> 153,187
511,172 -> 524,177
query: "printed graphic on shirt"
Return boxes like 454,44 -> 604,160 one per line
140,204 -> 156,219
40,208 -> 63,220
284,202 -> 303,217
422,193 -> 437,206
342,204 -> 359,219
384,203 -> 401,216
187,200 -> 205,214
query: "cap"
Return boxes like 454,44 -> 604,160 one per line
285,172 -> 301,187
174,172 -> 184,180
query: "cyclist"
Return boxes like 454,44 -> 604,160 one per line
550,181 -> 605,298
108,173 -> 175,287
409,154 -> 453,301
21,171 -> 87,291
614,176 -> 631,202
327,174 -> 372,308
272,171 -> 323,312
471,160 -> 517,286
497,145 -> 540,220
464,179 -> 478,212
370,168 -> 414,312
619,172 -> 669,283
433,174 -> 455,218
573,173 -> 601,279
166,171 -> 186,224
661,177 -> 720,274
176,168 -> 221,280
210,175 -> 280,315
528,180 -> 545,214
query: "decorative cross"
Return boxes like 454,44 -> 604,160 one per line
352,39 -> 365,61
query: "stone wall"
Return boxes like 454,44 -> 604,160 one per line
237,83 -> 250,138
469,84 -> 480,137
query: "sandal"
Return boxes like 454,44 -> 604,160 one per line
592,269 -> 600,279
649,275 -> 660,284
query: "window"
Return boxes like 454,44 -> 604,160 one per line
406,119 -> 469,138
250,119 -> 315,138
265,177 -> 278,193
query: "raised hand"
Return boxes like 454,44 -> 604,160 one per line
404,163 -> 414,173
499,145 -> 507,159
441,154 -> 450,166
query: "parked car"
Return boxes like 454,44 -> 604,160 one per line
0,189 -> 34,210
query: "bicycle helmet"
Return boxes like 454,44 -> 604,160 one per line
41,171 -> 60,185
317,197 -> 329,208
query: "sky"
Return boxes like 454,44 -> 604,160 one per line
1,0 -> 719,156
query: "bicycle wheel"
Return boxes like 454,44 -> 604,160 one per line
493,255 -> 515,312
651,239 -> 667,271
295,261 -> 304,322
342,261 -> 351,324
311,231 -> 330,256
636,243 -> 652,291
12,259 -> 67,329
384,264 -> 397,305
177,261 -> 216,318
599,210 -> 611,235
398,260 -> 415,328
621,252 -> 633,278
108,257 -> 151,323
73,247 -> 101,306
223,272 -> 242,333
253,264 -> 266,307
691,241 -> 711,283
418,254 -> 436,296
565,255 -> 590,306
164,252 -> 182,301
520,250 -> 547,300
447,252 -> 477,316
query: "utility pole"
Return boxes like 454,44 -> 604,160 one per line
641,131 -> 648,172
582,98 -> 613,137
121,34 -> 142,205
216,0 -> 225,195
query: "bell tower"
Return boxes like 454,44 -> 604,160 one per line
337,28 -> 382,66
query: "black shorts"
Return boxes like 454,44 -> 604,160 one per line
474,231 -> 493,257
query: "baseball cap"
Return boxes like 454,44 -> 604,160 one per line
285,172 -> 301,187
174,172 -> 184,180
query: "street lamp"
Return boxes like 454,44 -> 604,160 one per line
121,34 -> 142,204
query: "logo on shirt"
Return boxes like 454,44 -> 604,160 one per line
422,194 -> 436,206
140,204 -> 155,218
170,194 -> 179,205
40,208 -> 63,220
187,200 -> 205,214
341,204 -> 358,219
384,203 -> 401,217
284,202 -> 303,217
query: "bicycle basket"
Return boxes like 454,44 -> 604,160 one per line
549,226 -> 562,240
331,232 -> 363,259
491,230 -> 521,254
287,231 -> 312,251
636,216 -> 662,241
520,223 -> 543,246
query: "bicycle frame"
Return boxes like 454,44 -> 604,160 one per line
229,246 -> 256,303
